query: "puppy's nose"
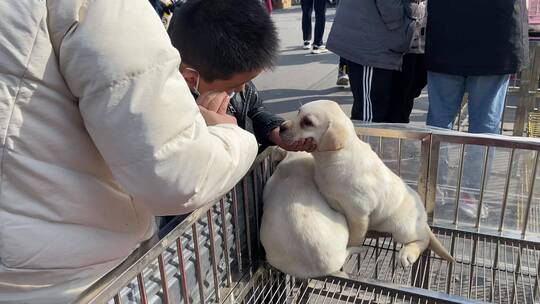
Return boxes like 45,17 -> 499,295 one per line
280,121 -> 291,133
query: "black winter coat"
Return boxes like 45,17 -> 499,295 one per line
425,0 -> 529,76
228,82 -> 284,150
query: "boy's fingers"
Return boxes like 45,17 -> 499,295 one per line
217,96 -> 230,114
196,92 -> 215,108
207,92 -> 228,112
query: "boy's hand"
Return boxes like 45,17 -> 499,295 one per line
198,106 -> 237,126
196,91 -> 236,125
269,127 -> 317,152
197,91 -> 230,114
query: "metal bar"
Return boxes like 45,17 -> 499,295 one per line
475,146 -> 491,229
431,224 -> 539,250
482,236 -> 488,302
391,242 -> 396,279
316,275 -> 487,304
510,245 -> 523,304
375,238 -> 380,279
522,151 -> 540,237
533,247 -> 540,301
206,210 -> 221,302
525,244 -> 535,304
502,241 -> 511,303
353,122 -> 540,150
430,230 -> 447,293
219,199 -> 233,286
232,186 -> 243,272
176,238 -> 190,304
426,135 -> 440,224
191,224 -> 206,304
500,148 -> 516,232
454,144 -> 467,225
491,239 -> 500,303
252,169 -> 261,256
113,294 -> 122,304
458,233 -> 466,296
137,273 -> 148,304
446,231 -> 457,294
397,138 -> 402,176
379,136 -> 384,157
468,236 -> 479,299
419,134 -> 434,217
157,254 -> 170,304
242,178 -> 253,263
423,132 -> 540,151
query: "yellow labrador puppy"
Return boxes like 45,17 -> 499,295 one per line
260,147 -> 360,278
279,100 -> 454,267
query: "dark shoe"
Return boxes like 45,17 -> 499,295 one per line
311,44 -> 328,54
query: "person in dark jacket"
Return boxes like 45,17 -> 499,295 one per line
425,0 -> 529,133
327,0 -> 427,123
168,0 -> 316,152
425,0 -> 529,219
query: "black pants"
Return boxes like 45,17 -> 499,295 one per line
301,0 -> 326,46
349,54 -> 426,123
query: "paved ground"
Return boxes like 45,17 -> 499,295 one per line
253,6 -> 430,124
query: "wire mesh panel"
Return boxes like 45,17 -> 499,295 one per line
77,125 -> 540,304
75,161 -> 270,304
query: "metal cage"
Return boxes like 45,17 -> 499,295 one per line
75,124 -> 540,304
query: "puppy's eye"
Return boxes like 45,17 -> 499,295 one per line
301,117 -> 314,128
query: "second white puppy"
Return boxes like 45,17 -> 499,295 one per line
260,148 -> 358,278
279,100 -> 454,268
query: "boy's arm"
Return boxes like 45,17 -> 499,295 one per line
245,82 -> 285,148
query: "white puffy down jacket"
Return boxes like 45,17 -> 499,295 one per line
0,0 -> 258,303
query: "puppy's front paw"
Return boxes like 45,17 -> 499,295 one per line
398,246 -> 421,268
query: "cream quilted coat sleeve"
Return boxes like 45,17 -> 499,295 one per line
48,0 -> 258,215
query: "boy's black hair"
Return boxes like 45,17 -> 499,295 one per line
168,0 -> 278,82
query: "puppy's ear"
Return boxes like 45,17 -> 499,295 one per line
318,121 -> 347,152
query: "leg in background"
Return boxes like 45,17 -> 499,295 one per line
312,0 -> 327,46
301,0 -> 314,43
349,61 -> 395,122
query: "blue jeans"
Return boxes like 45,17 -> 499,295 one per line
427,72 -> 510,190
427,72 -> 510,133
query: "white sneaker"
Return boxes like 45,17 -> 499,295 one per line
302,41 -> 311,49
336,65 -> 349,86
311,44 -> 328,54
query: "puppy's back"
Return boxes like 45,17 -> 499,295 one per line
261,152 -> 350,278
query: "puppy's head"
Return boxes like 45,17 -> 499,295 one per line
280,100 -> 354,152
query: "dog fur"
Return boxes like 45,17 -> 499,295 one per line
260,148 -> 360,278
279,100 -> 454,267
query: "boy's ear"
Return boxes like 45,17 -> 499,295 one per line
180,68 -> 198,90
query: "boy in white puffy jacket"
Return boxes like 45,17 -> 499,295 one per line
0,0 -> 257,303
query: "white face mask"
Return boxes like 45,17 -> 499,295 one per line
185,67 -> 236,100
185,67 -> 202,97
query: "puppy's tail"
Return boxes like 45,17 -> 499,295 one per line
426,225 -> 455,263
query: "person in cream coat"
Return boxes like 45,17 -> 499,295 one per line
0,0 -> 257,303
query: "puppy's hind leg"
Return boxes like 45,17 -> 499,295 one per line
398,238 -> 429,268
348,216 -> 369,247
